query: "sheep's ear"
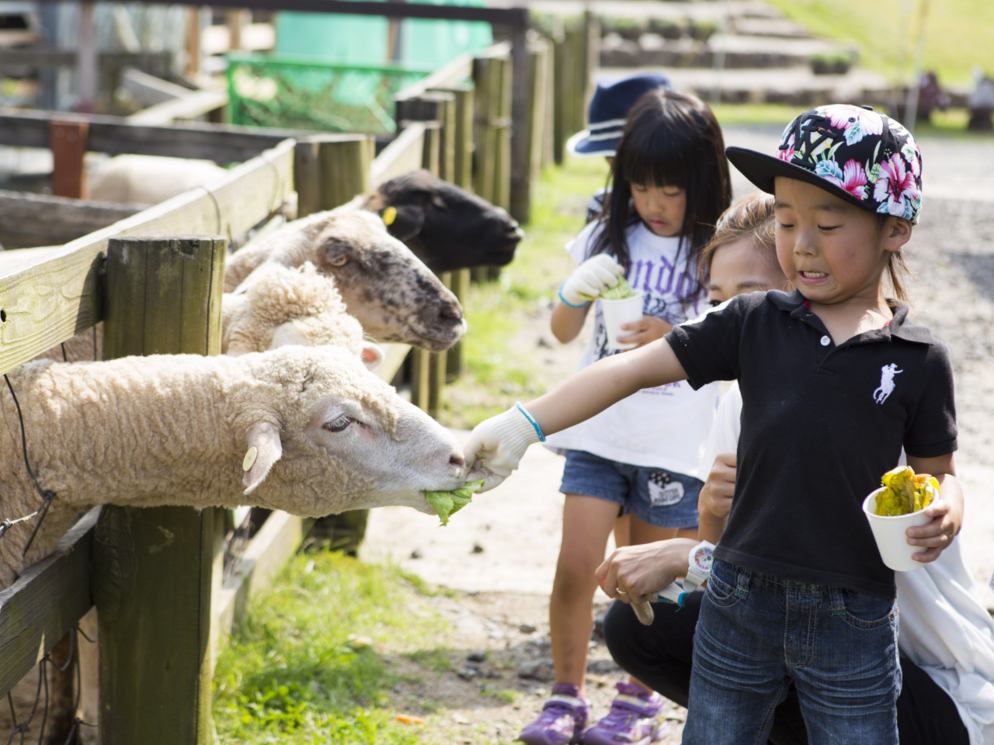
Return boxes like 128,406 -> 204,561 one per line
242,422 -> 282,495
383,205 -> 424,241
360,342 -> 384,370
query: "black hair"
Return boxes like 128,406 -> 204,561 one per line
589,89 -> 732,303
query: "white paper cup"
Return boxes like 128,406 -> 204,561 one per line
601,292 -> 645,351
862,487 -> 932,572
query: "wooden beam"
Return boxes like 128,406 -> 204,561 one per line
0,509 -> 98,698
67,0 -> 530,26
0,108 -> 310,163
95,235 -> 226,744
370,122 -> 426,187
126,89 -> 230,125
318,136 -> 373,211
214,511 -> 310,643
122,67 -> 200,106
0,190 -> 142,249
0,48 -> 171,72
394,52 -> 473,102
0,139 -> 295,376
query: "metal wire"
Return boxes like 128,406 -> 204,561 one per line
1,375 -> 56,558
3,625 -> 93,745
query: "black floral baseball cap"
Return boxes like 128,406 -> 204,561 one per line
726,104 -> 923,224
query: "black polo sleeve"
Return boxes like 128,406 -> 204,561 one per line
903,341 -> 958,458
665,292 -> 756,390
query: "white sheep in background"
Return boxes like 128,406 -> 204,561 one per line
0,344 -> 465,587
43,262 -> 385,368
225,210 -> 466,352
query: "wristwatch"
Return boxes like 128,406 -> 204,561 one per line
685,540 -> 716,587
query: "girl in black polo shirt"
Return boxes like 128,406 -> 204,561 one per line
463,105 -> 963,745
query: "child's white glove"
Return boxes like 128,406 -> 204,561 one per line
464,404 -> 544,492
559,254 -> 625,308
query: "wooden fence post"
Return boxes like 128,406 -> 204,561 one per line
94,235 -> 227,745
293,139 -> 322,219
49,120 -> 88,199
318,135 -> 374,211
431,83 -> 474,381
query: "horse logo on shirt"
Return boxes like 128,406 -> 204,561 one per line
873,364 -> 903,404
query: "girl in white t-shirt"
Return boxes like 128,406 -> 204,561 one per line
517,90 -> 731,745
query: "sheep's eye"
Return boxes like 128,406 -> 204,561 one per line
329,255 -> 348,267
323,414 -> 353,432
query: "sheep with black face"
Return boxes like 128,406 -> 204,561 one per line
346,169 -> 525,274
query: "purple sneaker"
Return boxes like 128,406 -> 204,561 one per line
582,682 -> 667,745
517,683 -> 591,745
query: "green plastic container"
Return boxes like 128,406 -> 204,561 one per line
226,52 -> 434,135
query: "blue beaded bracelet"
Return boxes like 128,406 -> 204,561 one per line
515,402 -> 546,442
558,282 -> 589,309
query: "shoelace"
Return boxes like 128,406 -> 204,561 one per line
597,699 -> 648,733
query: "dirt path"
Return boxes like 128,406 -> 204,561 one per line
364,126 -> 994,744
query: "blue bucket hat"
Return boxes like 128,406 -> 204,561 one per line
726,104 -> 924,224
566,73 -> 672,158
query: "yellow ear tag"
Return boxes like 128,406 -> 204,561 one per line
242,446 -> 258,472
382,206 -> 397,226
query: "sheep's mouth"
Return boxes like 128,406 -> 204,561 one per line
412,323 -> 466,352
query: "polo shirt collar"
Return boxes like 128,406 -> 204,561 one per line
764,289 -> 935,345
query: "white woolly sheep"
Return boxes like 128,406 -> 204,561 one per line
0,344 -> 464,738
0,344 -> 465,587
226,210 -> 466,352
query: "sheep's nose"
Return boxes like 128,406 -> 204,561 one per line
441,304 -> 462,321
449,453 -> 465,467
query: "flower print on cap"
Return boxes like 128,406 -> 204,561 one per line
825,105 -> 884,145
874,153 -> 919,221
726,104 -> 924,225
817,158 -> 869,200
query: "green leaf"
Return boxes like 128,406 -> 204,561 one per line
423,480 -> 485,526
580,275 -> 637,302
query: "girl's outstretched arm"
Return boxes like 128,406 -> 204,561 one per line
465,337 -> 688,490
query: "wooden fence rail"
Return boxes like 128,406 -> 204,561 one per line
0,138 -> 294,376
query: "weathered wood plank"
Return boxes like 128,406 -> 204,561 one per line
122,67 -> 193,106
126,89 -> 229,125
0,139 -> 294,376
0,48 -> 171,72
50,119 -> 88,198
0,190 -> 143,249
214,511 -> 310,642
124,0 -> 529,26
0,508 -> 98,698
394,53 -> 472,102
0,108 -> 309,163
370,122 -> 426,188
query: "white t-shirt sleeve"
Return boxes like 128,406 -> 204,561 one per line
565,220 -> 602,265
698,382 -> 742,481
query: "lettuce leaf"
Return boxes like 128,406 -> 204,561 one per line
424,480 -> 485,526
579,276 -> 636,302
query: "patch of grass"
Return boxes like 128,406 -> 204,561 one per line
763,0 -> 994,86
439,155 -> 611,429
407,648 -> 455,673
492,689 -> 521,705
213,551 -> 448,745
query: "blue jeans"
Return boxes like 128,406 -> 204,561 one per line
683,560 -> 900,745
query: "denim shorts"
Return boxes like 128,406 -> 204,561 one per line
559,449 -> 701,529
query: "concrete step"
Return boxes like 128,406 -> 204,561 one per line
601,33 -> 855,70
600,65 -> 895,108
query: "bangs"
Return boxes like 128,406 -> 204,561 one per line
618,109 -> 709,190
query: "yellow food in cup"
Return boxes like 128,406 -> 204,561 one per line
873,466 -> 939,516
